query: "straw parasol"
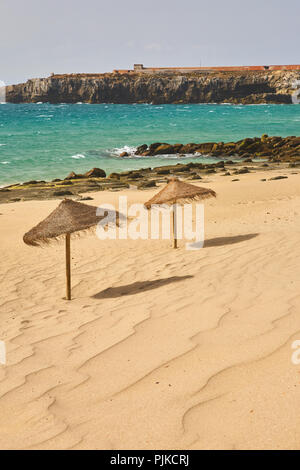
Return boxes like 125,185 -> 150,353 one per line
23,198 -> 121,300
144,177 -> 216,248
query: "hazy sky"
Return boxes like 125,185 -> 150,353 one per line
1,0 -> 299,84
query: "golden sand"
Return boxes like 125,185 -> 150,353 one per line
1,169 -> 300,449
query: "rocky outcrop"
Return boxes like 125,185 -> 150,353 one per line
0,159 -> 295,203
1,155 -> 298,204
65,168 -> 106,179
6,70 -> 300,104
135,136 -> 300,161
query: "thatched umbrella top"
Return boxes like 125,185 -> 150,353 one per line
144,177 -> 216,209
23,198 -> 116,246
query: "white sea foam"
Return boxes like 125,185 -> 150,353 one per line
111,146 -> 213,160
112,146 -> 137,157
135,152 -> 200,160
291,81 -> 300,104
0,144 -> 6,147
0,80 -> 6,103
1,161 -> 9,164
71,154 -> 85,159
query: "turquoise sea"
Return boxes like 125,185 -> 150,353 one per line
0,103 -> 299,186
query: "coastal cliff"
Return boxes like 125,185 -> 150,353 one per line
6,70 -> 300,104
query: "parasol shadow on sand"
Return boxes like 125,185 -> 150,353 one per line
23,198 -> 125,300
144,177 -> 216,248
93,275 -> 193,299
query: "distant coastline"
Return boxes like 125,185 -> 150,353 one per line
5,69 -> 300,104
113,63 -> 300,74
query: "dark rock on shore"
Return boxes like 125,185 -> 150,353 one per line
234,168 -> 250,174
23,180 -> 46,185
155,168 -> 171,175
84,168 -> 106,178
138,180 -> 157,189
269,176 -> 288,181
64,168 -> 106,180
53,190 -> 73,196
0,156 -> 297,204
65,171 -> 84,180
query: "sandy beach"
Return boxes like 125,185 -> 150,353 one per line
1,167 -> 300,450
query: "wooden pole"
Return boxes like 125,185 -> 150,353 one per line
172,205 -> 178,249
65,233 -> 71,300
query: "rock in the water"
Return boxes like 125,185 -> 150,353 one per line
148,142 -> 164,153
118,136 -> 300,163
119,152 -> 128,157
153,144 -> 175,155
194,142 -> 215,153
135,144 -> 148,155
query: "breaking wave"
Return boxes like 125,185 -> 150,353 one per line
71,154 -> 85,159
